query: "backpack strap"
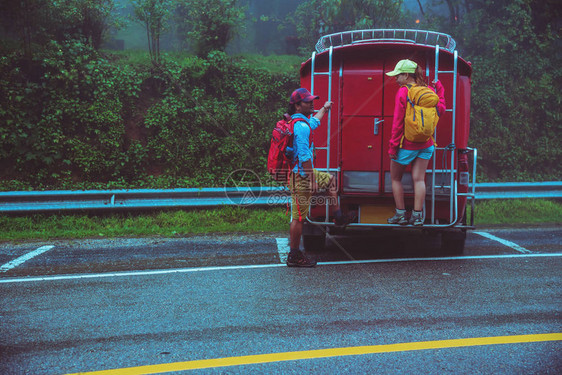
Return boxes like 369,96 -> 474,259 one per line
290,116 -> 313,174
291,117 -> 313,148
404,83 -> 416,106
400,85 -> 413,149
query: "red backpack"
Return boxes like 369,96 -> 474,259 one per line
267,114 -> 310,182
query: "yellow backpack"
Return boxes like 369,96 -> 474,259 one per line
401,84 -> 441,147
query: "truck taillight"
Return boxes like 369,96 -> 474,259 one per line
458,151 -> 469,187
459,172 -> 469,186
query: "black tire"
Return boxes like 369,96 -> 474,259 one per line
441,230 -> 466,255
303,233 -> 326,252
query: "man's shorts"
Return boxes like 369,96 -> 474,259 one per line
393,145 -> 435,165
289,169 -> 333,221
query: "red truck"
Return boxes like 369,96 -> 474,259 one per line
298,29 -> 477,254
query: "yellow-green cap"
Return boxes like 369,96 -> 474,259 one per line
386,59 -> 417,76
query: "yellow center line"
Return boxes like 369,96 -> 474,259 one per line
68,333 -> 562,375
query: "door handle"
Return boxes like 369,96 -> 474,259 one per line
374,118 -> 384,135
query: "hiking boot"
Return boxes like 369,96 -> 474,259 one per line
409,211 -> 424,226
286,251 -> 317,268
387,211 -> 408,225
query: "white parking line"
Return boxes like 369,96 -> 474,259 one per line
275,238 -> 290,263
473,232 -> 533,254
0,253 -> 560,284
0,245 -> 55,273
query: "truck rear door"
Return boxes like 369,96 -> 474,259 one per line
341,60 -> 387,194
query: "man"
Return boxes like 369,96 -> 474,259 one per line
286,88 -> 350,267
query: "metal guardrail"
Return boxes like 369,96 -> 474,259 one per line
475,182 -> 562,200
0,182 -> 560,213
0,187 -> 287,212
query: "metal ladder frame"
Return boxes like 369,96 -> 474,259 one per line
309,46 -> 336,222
428,45 -> 459,226
428,45 -> 477,228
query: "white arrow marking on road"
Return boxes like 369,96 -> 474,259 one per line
473,231 -> 533,254
276,238 -> 290,263
0,245 -> 55,272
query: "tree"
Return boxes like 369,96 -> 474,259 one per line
0,0 -> 121,56
175,0 -> 246,57
445,0 -> 561,180
292,0 -> 406,53
0,0 -> 49,58
74,0 -> 121,49
443,0 -> 461,25
131,0 -> 173,64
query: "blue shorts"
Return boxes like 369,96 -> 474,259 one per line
393,146 -> 435,165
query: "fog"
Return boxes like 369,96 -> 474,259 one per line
112,0 -> 428,54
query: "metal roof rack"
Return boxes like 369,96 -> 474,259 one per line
315,29 -> 457,53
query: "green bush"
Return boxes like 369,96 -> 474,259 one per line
141,50 -> 297,185
175,0 -> 246,57
1,0 -> 560,191
0,40 -> 147,188
0,44 -> 299,190
440,0 -> 561,181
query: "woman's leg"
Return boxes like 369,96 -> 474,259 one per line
411,157 -> 431,211
390,160 -> 407,209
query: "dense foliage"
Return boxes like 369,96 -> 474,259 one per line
293,0 -> 407,54
447,0 -> 561,181
0,0 -> 120,55
175,0 -> 246,57
0,0 -> 560,191
0,44 -> 296,190
0,41 -> 146,189
131,0 -> 174,64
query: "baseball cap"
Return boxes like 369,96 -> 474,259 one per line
386,59 -> 417,76
290,88 -> 319,104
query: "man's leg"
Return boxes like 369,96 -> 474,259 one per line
287,217 -> 316,267
289,172 -> 306,251
289,219 -> 302,250
286,175 -> 316,267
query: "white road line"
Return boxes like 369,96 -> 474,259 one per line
276,238 -> 290,263
0,253 -> 560,284
0,245 -> 55,273
474,231 -> 533,254
0,263 -> 285,283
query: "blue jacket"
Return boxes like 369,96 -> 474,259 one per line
291,113 -> 320,176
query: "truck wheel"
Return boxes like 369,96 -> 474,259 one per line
441,230 -> 466,255
303,233 -> 326,252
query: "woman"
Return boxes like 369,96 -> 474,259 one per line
385,59 -> 446,226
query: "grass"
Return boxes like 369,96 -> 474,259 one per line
0,206 -> 289,242
470,199 -> 561,226
0,200 -> 559,242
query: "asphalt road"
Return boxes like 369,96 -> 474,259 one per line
0,226 -> 561,374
